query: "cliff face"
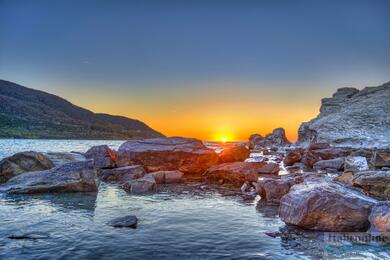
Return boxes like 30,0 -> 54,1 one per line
298,82 -> 390,148
0,79 -> 164,139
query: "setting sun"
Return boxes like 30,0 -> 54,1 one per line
220,137 -> 228,143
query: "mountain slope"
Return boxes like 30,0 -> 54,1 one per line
0,79 -> 164,139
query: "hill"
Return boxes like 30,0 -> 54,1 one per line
0,79 -> 164,139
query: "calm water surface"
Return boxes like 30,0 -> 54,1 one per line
0,139 -> 389,259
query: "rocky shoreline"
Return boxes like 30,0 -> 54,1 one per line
1,82 -> 390,244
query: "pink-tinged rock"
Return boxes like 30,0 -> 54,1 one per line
283,149 -> 303,166
122,175 -> 157,193
116,137 -> 219,174
279,180 -> 377,231
369,202 -> 390,235
204,161 -> 279,186
218,144 -> 250,163
256,175 -> 304,204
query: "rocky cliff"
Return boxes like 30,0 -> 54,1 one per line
0,79 -> 164,139
298,81 -> 390,148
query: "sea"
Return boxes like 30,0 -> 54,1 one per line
0,139 -> 389,259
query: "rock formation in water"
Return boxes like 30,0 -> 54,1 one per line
298,82 -> 390,148
0,79 -> 164,139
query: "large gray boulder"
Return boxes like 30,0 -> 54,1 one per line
279,180 -> 377,231
116,137 -> 218,174
298,82 -> 390,148
1,160 -> 99,194
0,151 -> 54,183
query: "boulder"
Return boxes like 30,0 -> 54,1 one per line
256,175 -> 303,204
249,128 -> 290,149
298,82 -> 390,148
122,175 -> 156,193
0,151 -> 54,183
218,144 -> 250,163
344,156 -> 369,172
146,170 -> 184,184
283,149 -> 303,166
1,160 -> 99,194
353,171 -> 390,200
301,147 -> 352,168
285,162 -> 306,174
248,134 -> 264,149
45,152 -> 86,167
85,145 -> 116,169
204,161 -> 279,186
108,215 -> 138,228
279,180 -> 377,231
313,158 -> 345,172
335,171 -> 354,186
116,137 -> 218,174
369,202 -> 390,235
100,165 -> 146,183
371,151 -> 390,169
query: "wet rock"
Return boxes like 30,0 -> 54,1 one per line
353,171 -> 390,200
204,161 -> 279,186
8,232 -> 50,240
313,158 -> 344,172
369,202 -> 390,235
1,160 -> 99,194
344,156 -> 369,172
45,152 -> 86,167
108,215 -> 138,228
297,82 -> 390,148
100,165 -> 146,183
122,175 -> 156,193
116,137 -> 219,174
218,144 -> 250,163
371,151 -> 390,169
256,175 -> 303,204
0,151 -> 54,183
301,148 -> 352,168
279,180 -> 377,231
147,170 -> 184,184
283,149 -> 303,166
85,145 -> 116,169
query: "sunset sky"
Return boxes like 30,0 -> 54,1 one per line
1,0 -> 389,141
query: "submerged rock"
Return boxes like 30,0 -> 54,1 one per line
122,175 -> 156,193
204,161 -> 279,186
45,152 -> 86,167
0,151 -> 54,183
108,215 -> 138,228
298,82 -> 390,148
279,180 -> 377,231
116,137 -> 218,174
352,171 -> 390,200
218,144 -> 250,163
85,145 -> 116,169
1,160 -> 99,194
146,170 -> 184,184
100,165 -> 146,183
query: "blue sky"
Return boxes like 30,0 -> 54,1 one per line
1,0 -> 389,140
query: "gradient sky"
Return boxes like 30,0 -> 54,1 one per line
1,0 -> 389,141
